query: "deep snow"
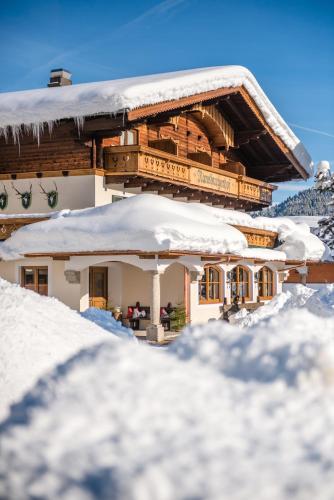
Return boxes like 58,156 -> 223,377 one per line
0,66 -> 311,175
1,282 -> 334,499
0,279 -> 133,420
0,194 -> 327,262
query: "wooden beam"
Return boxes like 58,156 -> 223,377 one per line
235,129 -> 267,146
224,98 -> 250,128
83,116 -> 126,133
127,87 -> 238,121
141,182 -> 165,192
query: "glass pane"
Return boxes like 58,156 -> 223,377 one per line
127,130 -> 135,145
94,271 -> 105,296
209,267 -> 219,283
231,283 -> 238,299
199,284 -> 207,300
38,269 -> 48,285
24,269 -> 34,285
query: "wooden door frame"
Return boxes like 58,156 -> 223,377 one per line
21,266 -> 48,295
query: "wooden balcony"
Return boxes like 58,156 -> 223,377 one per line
104,145 -> 276,208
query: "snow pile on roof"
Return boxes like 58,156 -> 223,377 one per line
0,194 -> 248,259
254,215 -> 328,261
2,291 -> 334,499
0,66 -> 312,174
0,278 -> 134,421
0,194 -> 327,262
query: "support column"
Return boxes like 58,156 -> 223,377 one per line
146,270 -> 165,342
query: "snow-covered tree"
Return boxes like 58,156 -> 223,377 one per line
315,161 -> 334,253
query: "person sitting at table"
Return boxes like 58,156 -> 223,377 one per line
133,301 -> 146,319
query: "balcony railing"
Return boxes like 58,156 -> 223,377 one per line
104,145 -> 276,206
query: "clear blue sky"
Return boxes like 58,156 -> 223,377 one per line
1,0 -> 333,204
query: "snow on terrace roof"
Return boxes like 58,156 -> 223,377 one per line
0,66 -> 312,175
0,194 -> 327,262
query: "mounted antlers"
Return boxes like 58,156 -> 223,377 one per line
11,182 -> 32,197
39,181 -> 58,198
39,182 -> 58,209
11,183 -> 32,209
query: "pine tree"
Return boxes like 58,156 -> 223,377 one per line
314,161 -> 334,253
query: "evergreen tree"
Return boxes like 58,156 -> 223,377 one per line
314,161 -> 334,253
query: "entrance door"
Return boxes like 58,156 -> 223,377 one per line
21,267 -> 48,296
89,267 -> 108,309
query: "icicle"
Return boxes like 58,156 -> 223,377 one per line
74,116 -> 85,138
47,120 -> 56,138
32,122 -> 45,146
11,126 -> 22,154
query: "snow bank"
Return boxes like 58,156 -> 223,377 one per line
81,307 -> 136,341
0,66 -> 311,174
0,194 -> 327,262
230,284 -> 334,328
2,302 -> 334,499
0,278 -> 129,420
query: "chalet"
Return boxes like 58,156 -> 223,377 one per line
0,66 -> 325,341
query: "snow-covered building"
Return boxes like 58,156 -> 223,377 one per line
0,66 -> 326,340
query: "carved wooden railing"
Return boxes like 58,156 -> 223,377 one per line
104,145 -> 276,206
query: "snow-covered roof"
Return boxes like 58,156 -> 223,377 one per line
0,66 -> 312,175
0,194 -> 326,262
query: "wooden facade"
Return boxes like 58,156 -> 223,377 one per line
0,83 -> 308,214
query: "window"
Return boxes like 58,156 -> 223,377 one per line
199,266 -> 222,303
120,129 -> 138,146
230,266 -> 249,301
21,266 -> 48,296
258,266 -> 274,299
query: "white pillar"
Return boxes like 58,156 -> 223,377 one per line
146,270 -> 165,342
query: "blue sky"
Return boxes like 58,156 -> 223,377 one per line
1,0 -> 333,204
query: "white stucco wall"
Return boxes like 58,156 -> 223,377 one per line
0,174 -> 134,215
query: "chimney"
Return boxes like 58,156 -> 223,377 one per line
48,68 -> 72,87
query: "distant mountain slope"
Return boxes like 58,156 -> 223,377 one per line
253,188 -> 333,217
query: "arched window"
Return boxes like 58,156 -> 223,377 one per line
258,266 -> 274,299
199,266 -> 222,303
230,266 -> 249,301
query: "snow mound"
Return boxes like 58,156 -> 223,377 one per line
2,304 -> 334,499
81,307 -> 136,341
231,284 -> 334,328
0,194 -> 327,262
0,66 -> 311,174
171,307 -> 334,386
0,278 -> 118,420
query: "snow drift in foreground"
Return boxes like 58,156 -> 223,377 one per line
2,285 -> 334,499
0,66 -> 311,174
0,194 -> 327,261
0,279 -> 134,420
